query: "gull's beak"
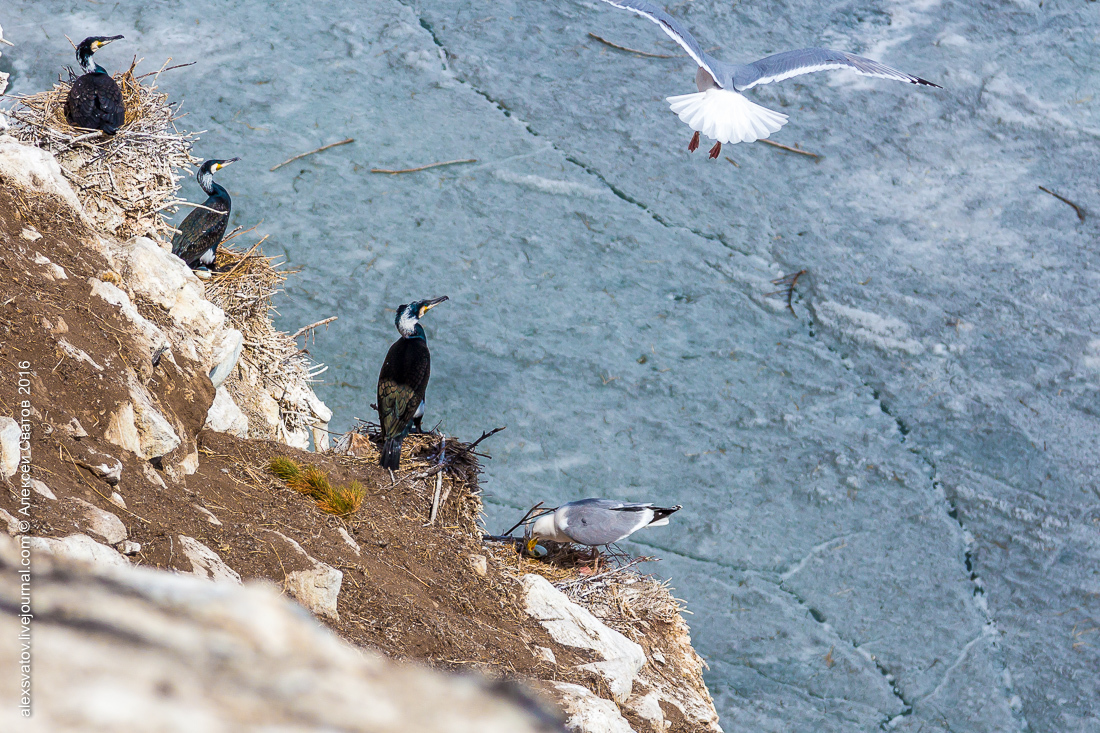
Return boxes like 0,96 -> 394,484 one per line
418,295 -> 448,317
525,538 -> 539,555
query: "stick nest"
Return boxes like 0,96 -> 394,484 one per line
335,421 -> 487,535
4,59 -> 198,242
205,238 -> 326,443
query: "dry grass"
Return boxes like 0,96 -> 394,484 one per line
205,236 -> 327,443
268,456 -> 365,516
4,59 -> 198,241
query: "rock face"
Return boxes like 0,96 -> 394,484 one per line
523,574 -> 645,704
551,683 -> 635,733
0,535 -> 563,733
177,535 -> 242,584
204,386 -> 250,437
264,530 -> 344,621
0,417 -> 18,480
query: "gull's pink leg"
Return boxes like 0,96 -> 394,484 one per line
708,141 -> 722,159
688,131 -> 700,153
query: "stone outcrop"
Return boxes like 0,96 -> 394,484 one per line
0,535 -> 563,733
523,574 -> 646,704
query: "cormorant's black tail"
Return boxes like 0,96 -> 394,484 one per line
380,438 -> 403,470
650,505 -> 682,523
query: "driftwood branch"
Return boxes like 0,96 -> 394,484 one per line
766,269 -> 807,315
588,32 -> 677,58
371,158 -> 477,174
1038,186 -> 1086,222
759,139 -> 821,159
157,200 -> 227,215
290,316 -> 338,340
270,138 -> 355,171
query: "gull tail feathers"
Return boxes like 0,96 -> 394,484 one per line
667,89 -> 788,144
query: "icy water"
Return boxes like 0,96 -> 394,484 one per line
6,1 -> 1100,730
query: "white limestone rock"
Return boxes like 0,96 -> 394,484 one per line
523,574 -> 645,704
177,535 -> 241,584
103,401 -> 142,455
0,534 -> 559,733
24,534 -> 130,570
33,252 -> 68,280
551,682 -> 636,733
70,498 -> 127,545
31,479 -> 57,500
208,328 -> 244,388
263,530 -> 343,621
204,386 -> 250,437
74,448 -> 122,486
0,136 -> 84,214
0,416 -> 19,480
88,277 -> 169,355
337,527 -> 362,556
0,508 -> 19,536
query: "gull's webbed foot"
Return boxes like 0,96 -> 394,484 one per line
688,131 -> 700,153
708,141 -> 722,159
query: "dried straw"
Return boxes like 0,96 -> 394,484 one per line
205,239 -> 327,443
4,59 -> 199,242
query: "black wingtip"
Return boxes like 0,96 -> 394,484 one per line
915,77 -> 942,89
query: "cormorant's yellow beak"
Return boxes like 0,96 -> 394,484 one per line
214,157 -> 241,173
418,295 -> 449,318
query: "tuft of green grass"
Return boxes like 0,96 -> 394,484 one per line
268,457 -> 302,483
269,457 -> 363,516
318,480 -> 365,516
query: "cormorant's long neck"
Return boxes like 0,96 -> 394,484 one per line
77,52 -> 95,75
399,323 -> 427,340
198,171 -> 229,202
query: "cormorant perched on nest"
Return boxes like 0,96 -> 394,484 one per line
64,35 -> 125,134
376,296 -> 448,470
171,158 -> 239,269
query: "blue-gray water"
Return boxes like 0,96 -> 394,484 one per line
6,1 -> 1099,730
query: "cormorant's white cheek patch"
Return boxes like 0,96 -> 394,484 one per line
667,88 -> 788,144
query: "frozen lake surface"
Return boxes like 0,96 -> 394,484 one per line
5,1 -> 1099,730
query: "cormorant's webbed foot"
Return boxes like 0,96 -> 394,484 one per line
708,141 -> 722,159
688,131 -> 700,153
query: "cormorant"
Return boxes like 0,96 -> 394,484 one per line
376,296 -> 448,470
171,158 -> 239,269
64,35 -> 125,134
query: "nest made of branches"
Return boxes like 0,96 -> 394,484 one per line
334,421 -> 489,534
4,58 -> 198,241
204,236 -> 326,441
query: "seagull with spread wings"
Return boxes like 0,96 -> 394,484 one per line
594,0 -> 940,158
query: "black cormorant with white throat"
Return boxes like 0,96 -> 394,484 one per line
171,158 -> 239,269
376,297 -> 448,470
64,36 -> 125,134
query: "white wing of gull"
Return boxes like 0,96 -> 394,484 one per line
531,498 -> 682,547
594,0 -> 722,83
591,0 -> 940,153
733,48 -> 942,91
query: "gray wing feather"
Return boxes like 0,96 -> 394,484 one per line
733,48 -> 940,91
560,499 -> 652,546
594,0 -> 722,82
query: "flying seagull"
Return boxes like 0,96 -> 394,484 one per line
593,0 -> 940,158
529,498 -> 681,550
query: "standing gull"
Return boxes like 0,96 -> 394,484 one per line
593,0 -> 940,158
529,499 -> 681,551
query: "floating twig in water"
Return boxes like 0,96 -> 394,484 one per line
291,316 -> 338,340
588,32 -> 677,58
270,137 -> 355,171
725,156 -> 740,168
371,158 -> 477,175
759,139 -> 820,159
767,269 -> 807,315
1038,186 -> 1086,222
